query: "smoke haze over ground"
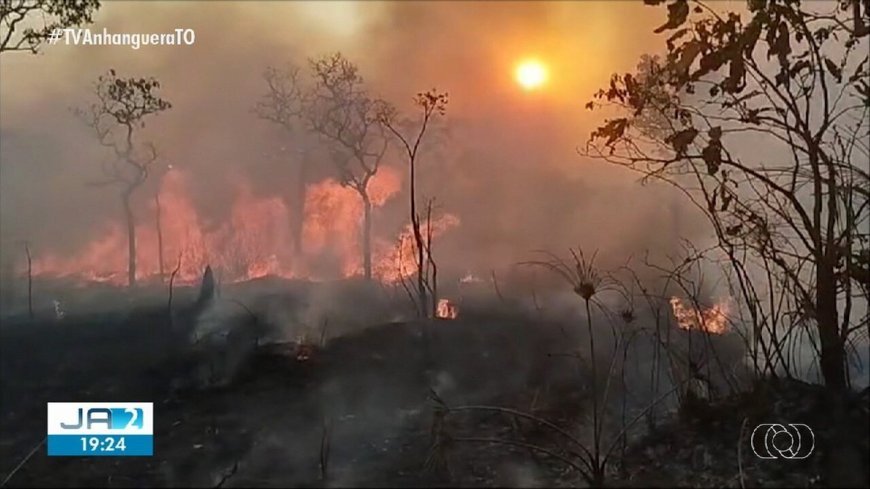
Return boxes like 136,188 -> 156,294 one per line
0,1 -> 710,279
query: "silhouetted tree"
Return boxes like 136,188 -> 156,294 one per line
586,0 -> 869,391
76,70 -> 171,287
23,241 -> 32,319
155,191 -> 164,281
255,66 -> 311,255
380,90 -> 449,317
0,0 -> 100,54
258,54 -> 393,280
306,53 -> 391,281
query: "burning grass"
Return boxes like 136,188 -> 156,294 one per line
668,296 -> 730,335
435,298 -> 459,319
26,167 -> 461,288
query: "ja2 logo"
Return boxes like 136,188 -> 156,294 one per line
59,407 -> 144,430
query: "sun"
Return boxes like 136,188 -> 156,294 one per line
515,59 -> 548,91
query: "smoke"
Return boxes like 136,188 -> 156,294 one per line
3,5 -> 867,486
0,2 -> 708,282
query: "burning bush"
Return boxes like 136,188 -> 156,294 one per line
669,296 -> 729,335
435,298 -> 459,319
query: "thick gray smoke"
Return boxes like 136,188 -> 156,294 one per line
0,2 -> 708,280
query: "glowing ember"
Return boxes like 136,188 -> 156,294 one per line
436,298 -> 459,319
296,343 -> 314,362
669,296 -> 729,335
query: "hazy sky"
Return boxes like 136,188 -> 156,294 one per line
0,1 -> 713,275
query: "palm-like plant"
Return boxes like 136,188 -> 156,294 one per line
429,247 -> 682,487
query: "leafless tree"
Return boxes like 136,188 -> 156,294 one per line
380,90 -> 449,317
23,240 -> 32,319
154,191 -> 164,282
75,69 -> 172,287
306,53 -> 391,281
0,0 -> 100,54
258,54 -> 390,280
585,0 -> 869,391
424,198 -> 439,318
255,66 -> 311,255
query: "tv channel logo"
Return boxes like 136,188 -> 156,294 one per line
47,402 -> 153,456
750,423 -> 815,459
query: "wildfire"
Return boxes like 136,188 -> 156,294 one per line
29,166 -> 444,285
669,296 -> 730,335
435,298 -> 459,319
374,213 -> 461,284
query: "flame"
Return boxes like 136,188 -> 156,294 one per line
302,177 -> 371,278
31,167 -> 411,285
374,213 -> 461,284
669,296 -> 729,335
435,298 -> 459,319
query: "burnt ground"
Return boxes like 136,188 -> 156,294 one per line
0,284 -> 868,488
0,296 -> 592,488
616,378 -> 870,488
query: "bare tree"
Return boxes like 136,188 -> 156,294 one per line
255,66 -> 311,255
75,69 -> 172,287
257,54 -> 393,280
155,191 -> 164,281
23,240 -> 32,319
424,198 -> 439,318
380,90 -> 449,317
305,53 -> 391,281
0,0 -> 100,54
585,0 -> 869,391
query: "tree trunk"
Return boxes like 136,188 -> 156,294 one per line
414,220 -> 427,317
409,155 -> 427,317
362,194 -> 372,281
290,158 -> 309,255
25,242 -> 33,320
429,239 -> 437,318
816,262 -> 846,390
155,192 -> 165,282
414,219 -> 427,317
122,191 -> 137,288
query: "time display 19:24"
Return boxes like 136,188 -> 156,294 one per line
81,436 -> 126,452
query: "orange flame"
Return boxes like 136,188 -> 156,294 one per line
436,298 -> 459,319
31,166 -> 411,285
669,296 -> 729,335
374,213 -> 461,284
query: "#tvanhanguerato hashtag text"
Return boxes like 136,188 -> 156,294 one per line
48,29 -> 63,45
60,28 -> 196,49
